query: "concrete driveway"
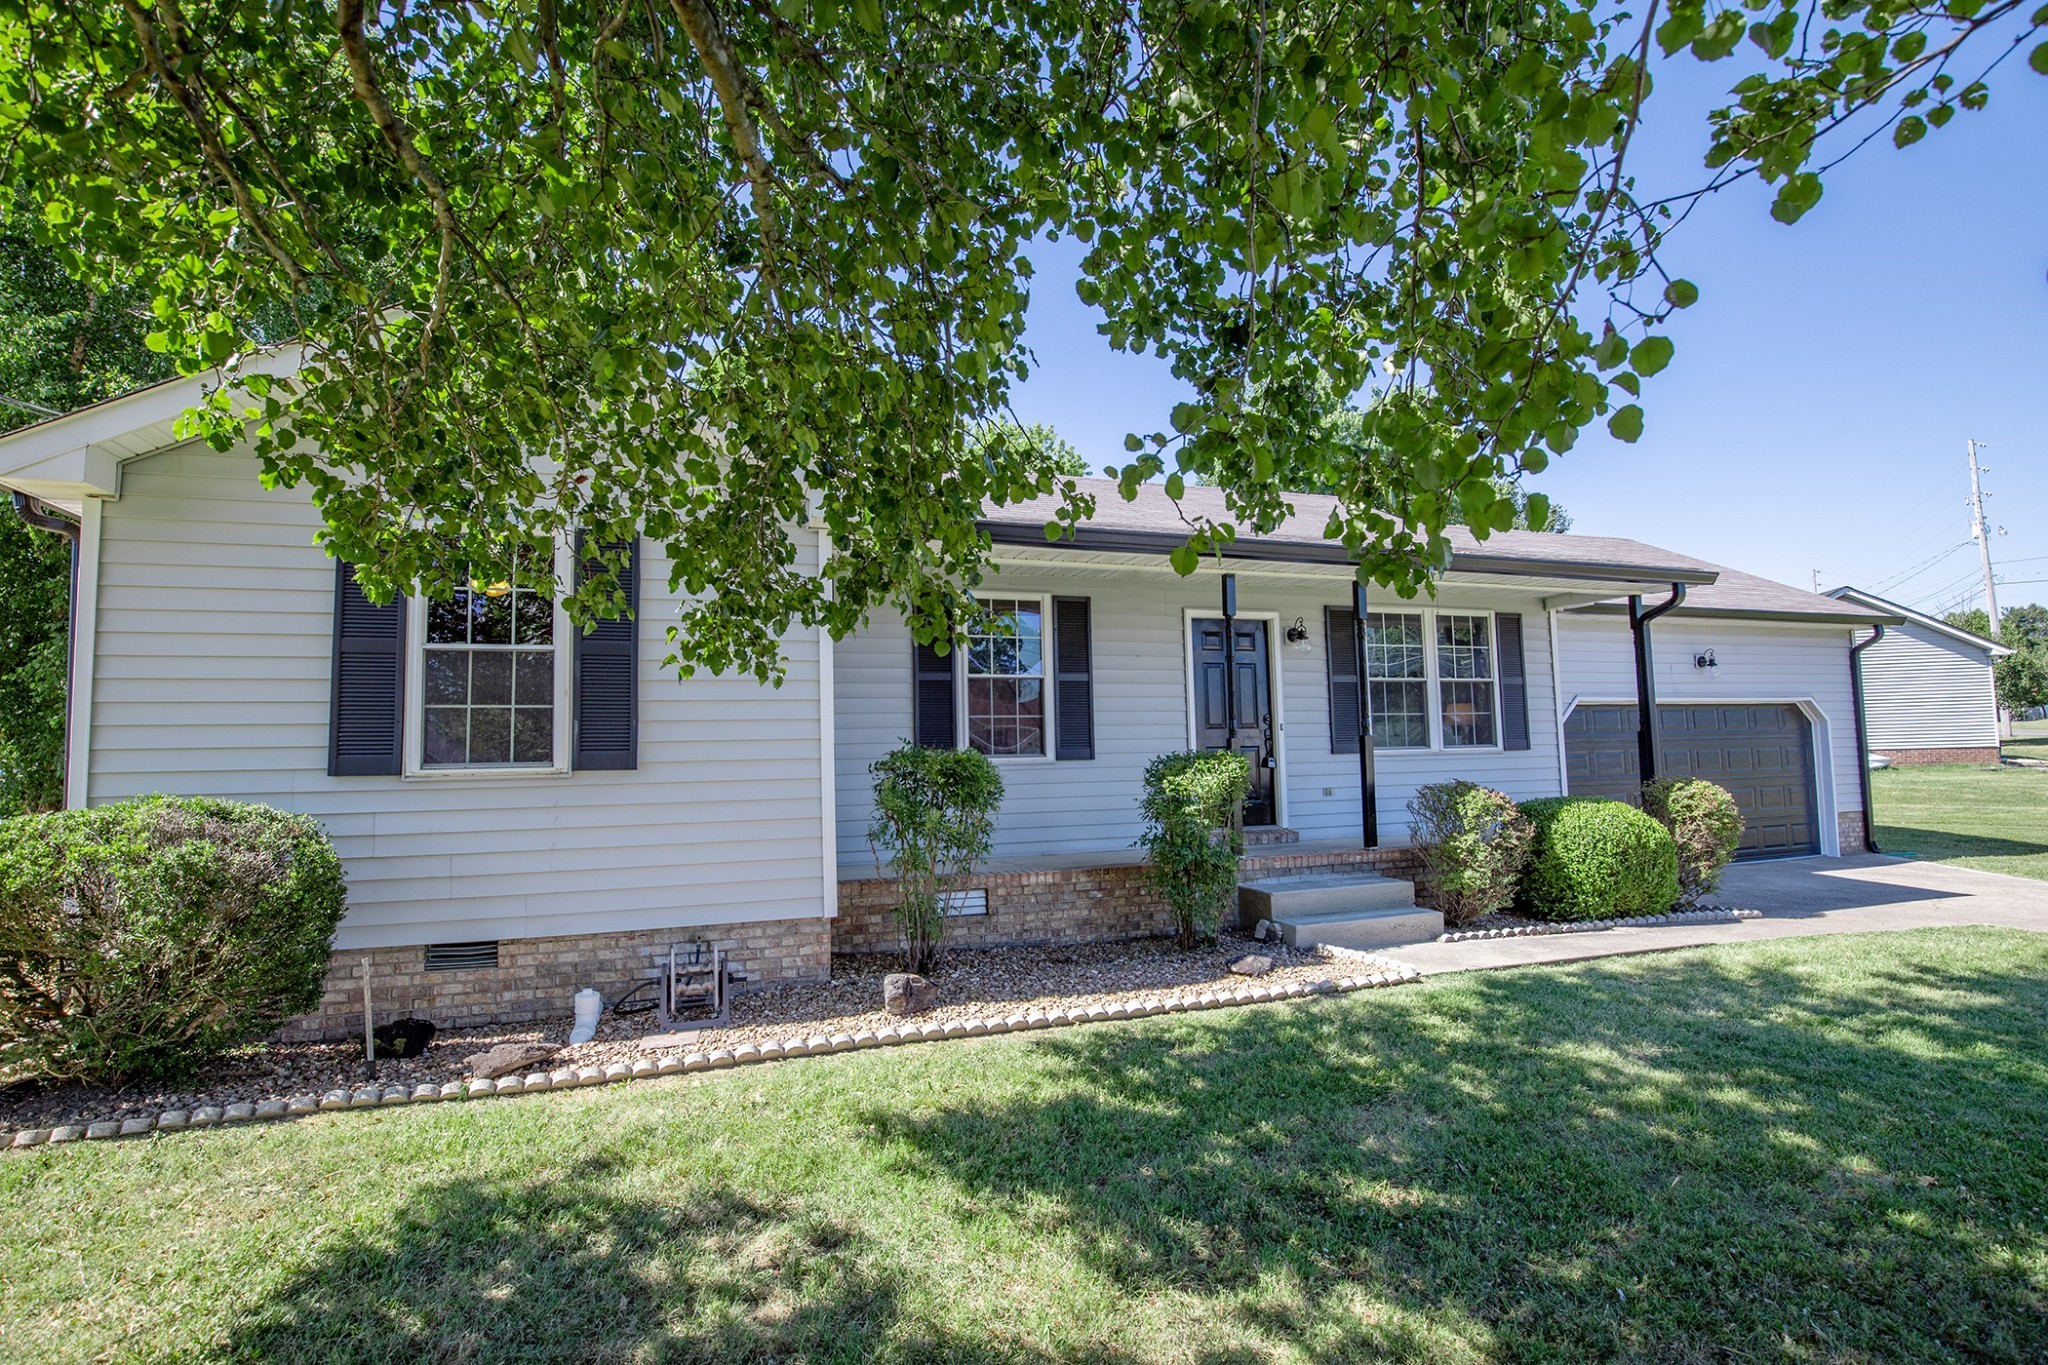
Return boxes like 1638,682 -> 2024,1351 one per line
1389,853 -> 2048,977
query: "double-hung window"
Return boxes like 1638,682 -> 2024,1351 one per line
1358,609 -> 1500,750
1364,612 -> 1431,749
1434,614 -> 1497,747
417,561 -> 568,771
964,596 -> 1048,757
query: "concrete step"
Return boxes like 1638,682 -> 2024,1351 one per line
1236,871 -> 1445,951
1265,906 -> 1446,952
1237,871 -> 1418,918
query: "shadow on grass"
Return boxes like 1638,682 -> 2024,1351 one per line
1875,825 -> 2048,861
862,937 -> 2048,1361
225,1150 -> 1055,1365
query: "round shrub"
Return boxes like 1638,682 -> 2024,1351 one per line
1517,796 -> 1679,922
0,796 -> 346,1082
1406,781 -> 1534,927
1641,778 -> 1744,907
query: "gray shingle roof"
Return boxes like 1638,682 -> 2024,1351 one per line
981,478 -> 1721,585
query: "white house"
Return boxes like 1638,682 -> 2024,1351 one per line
1825,586 -> 2009,764
0,374 -> 1902,1034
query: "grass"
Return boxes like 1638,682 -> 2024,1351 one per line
1871,758 -> 2048,881
2007,717 -> 2048,762
4,929 -> 2046,1363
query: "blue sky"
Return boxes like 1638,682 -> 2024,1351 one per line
1006,53 -> 2048,618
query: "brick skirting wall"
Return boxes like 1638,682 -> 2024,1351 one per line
1838,810 -> 1870,853
1873,746 -> 2002,766
835,845 -> 1424,957
279,916 -> 831,1042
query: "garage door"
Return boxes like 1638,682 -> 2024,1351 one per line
1563,704 -> 1820,858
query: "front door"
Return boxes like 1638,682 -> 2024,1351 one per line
1191,618 -> 1277,826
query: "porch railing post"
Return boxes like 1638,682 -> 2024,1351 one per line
1352,578 -> 1378,849
1629,583 -> 1688,788
1220,573 -> 1238,757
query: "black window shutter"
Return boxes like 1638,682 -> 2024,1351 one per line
912,639 -> 957,749
574,538 -> 640,771
1325,606 -> 1361,755
329,561 -> 405,777
1497,612 -> 1530,751
1052,596 -> 1094,760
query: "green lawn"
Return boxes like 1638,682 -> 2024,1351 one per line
2008,718 -> 2048,762
4,930 -> 2046,1363
1872,759 -> 2048,880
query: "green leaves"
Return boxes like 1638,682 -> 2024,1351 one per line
1629,335 -> 1675,377
1663,279 -> 1699,309
2032,40 -> 2048,75
1608,405 -> 1645,443
1771,172 -> 1825,224
1895,115 -> 1927,148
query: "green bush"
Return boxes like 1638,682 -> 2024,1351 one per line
1138,750 -> 1251,946
0,796 -> 346,1082
868,744 -> 1005,973
1406,781 -> 1535,927
1517,796 -> 1679,923
1641,778 -> 1744,907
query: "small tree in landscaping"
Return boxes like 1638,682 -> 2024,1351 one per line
0,796 -> 346,1082
1138,750 -> 1251,947
867,743 -> 1005,973
1407,781 -> 1535,927
1518,796 -> 1679,923
1641,778 -> 1744,908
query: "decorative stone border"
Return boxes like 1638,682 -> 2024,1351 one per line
5,962 -> 1423,1152
1436,906 -> 1762,943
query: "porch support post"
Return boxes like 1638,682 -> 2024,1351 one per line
1220,573 -> 1238,754
1352,578 -> 1378,848
1628,583 -> 1687,786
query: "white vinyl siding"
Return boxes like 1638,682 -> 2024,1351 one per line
85,442 -> 831,951
1856,621 -> 2001,751
1554,612 -> 1862,827
834,565 -> 1564,862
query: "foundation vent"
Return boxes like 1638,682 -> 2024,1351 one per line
424,940 -> 500,972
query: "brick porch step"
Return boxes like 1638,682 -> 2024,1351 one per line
1236,871 -> 1444,951
1242,826 -> 1301,847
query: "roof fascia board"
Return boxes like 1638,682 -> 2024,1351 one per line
1827,586 -> 2013,655
1567,601 -> 1904,628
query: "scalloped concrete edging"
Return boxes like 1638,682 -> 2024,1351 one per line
5,962 -> 1423,1152
1436,906 -> 1762,944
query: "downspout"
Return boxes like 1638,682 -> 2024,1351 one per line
10,492 -> 81,808
1849,624 -> 1886,854
1628,583 -> 1687,786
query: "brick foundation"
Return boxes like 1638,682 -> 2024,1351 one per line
1838,810 -> 1870,854
280,916 -> 831,1042
1873,746 -> 2002,766
835,845 -> 1423,957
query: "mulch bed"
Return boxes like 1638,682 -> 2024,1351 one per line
1,932 -> 1373,1137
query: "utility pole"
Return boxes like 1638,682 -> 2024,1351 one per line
1811,569 -> 1821,596
1967,439 -> 1999,625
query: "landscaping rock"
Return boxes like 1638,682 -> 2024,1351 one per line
119,1117 -> 154,1137
464,1041 -> 560,1079
1228,953 -> 1274,977
883,972 -> 938,1016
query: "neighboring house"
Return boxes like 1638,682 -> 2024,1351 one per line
1825,586 -> 2010,764
0,374 -> 1901,1035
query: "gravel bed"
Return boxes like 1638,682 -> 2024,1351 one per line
1437,905 -> 1762,942
1,933 -> 1378,1139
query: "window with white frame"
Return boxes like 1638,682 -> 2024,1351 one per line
1365,612 -> 1431,749
1435,613 -> 1497,747
421,571 -> 560,767
1356,608 -> 1501,749
964,597 -> 1047,757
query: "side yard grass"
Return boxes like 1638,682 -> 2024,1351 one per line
1871,760 -> 2048,881
3,928 -> 2045,1363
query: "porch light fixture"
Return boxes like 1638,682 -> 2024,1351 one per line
1694,649 -> 1717,670
1285,616 -> 1311,650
